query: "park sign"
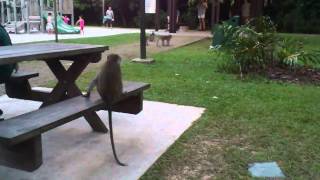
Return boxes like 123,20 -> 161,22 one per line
145,0 -> 156,14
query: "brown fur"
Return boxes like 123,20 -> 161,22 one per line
84,54 -> 123,105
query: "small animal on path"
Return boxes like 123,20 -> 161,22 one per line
84,54 -> 126,166
149,31 -> 156,42
156,34 -> 172,47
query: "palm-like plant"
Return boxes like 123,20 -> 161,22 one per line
219,16 -> 320,76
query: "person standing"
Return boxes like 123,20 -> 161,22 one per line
197,0 -> 208,31
75,16 -> 85,35
105,6 -> 114,28
63,15 -> 70,24
46,12 -> 54,34
166,9 -> 180,31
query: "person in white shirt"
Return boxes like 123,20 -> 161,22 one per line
197,0 -> 208,31
105,7 -> 114,28
46,12 -> 54,34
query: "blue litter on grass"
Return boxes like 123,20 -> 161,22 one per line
248,162 -> 285,178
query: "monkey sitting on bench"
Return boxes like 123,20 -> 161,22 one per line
84,54 -> 126,166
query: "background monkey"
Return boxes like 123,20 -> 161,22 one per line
156,34 -> 172,47
84,54 -> 126,166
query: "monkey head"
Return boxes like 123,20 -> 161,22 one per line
107,54 -> 122,65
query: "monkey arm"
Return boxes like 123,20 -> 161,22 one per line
83,77 -> 97,97
14,63 -> 19,73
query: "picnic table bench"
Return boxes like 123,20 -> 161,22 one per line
0,43 -> 150,171
0,81 -> 150,171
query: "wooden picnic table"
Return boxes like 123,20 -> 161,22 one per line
0,43 -> 109,133
0,43 -> 150,171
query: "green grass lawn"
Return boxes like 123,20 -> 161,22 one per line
74,34 -> 320,179
279,33 -> 320,51
61,33 -> 139,47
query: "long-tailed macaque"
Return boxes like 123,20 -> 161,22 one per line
84,54 -> 123,103
84,54 -> 126,166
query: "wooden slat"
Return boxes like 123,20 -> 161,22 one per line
0,81 -> 150,145
119,81 -> 151,101
9,72 -> 39,81
0,43 -> 109,65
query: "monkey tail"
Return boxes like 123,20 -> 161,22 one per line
107,104 -> 127,166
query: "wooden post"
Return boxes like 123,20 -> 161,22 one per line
20,0 -> 24,20
211,0 -> 215,26
140,0 -> 146,59
1,1 -> 4,24
215,0 -> 220,23
6,0 -> 10,22
53,0 -> 58,42
250,0 -> 264,18
26,0 -> 30,33
39,0 -> 44,32
13,0 -> 17,33
168,0 -> 176,33
57,0 -> 59,13
155,0 -> 160,31
71,0 -> 74,25
0,135 -> 43,171
102,0 -> 105,24
256,0 -> 264,16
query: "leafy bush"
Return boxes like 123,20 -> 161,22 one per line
264,0 -> 320,34
217,16 -> 320,76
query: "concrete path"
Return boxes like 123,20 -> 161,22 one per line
0,94 -> 205,180
9,27 -> 212,44
9,27 -> 140,44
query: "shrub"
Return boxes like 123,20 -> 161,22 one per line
217,16 -> 320,77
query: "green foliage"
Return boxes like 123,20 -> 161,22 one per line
133,10 -> 167,29
73,0 -> 86,11
188,0 -> 200,6
265,0 -> 320,33
219,16 -> 320,75
180,7 -> 198,29
220,17 -> 277,74
276,39 -> 320,69
70,38 -> 320,179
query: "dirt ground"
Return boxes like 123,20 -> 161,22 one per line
0,36 -> 205,95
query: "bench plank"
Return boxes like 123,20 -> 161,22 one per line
0,81 -> 150,145
10,72 -> 39,80
0,43 -> 109,65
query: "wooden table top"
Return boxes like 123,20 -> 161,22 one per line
0,43 -> 109,65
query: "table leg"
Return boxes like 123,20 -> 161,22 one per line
0,135 -> 42,171
43,59 -> 108,133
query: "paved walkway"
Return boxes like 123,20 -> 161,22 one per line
9,27 -> 141,44
0,94 -> 205,180
9,27 -> 212,44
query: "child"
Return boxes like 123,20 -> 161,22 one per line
46,13 -> 54,34
63,15 -> 70,24
75,16 -> 85,35
197,0 -> 208,31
